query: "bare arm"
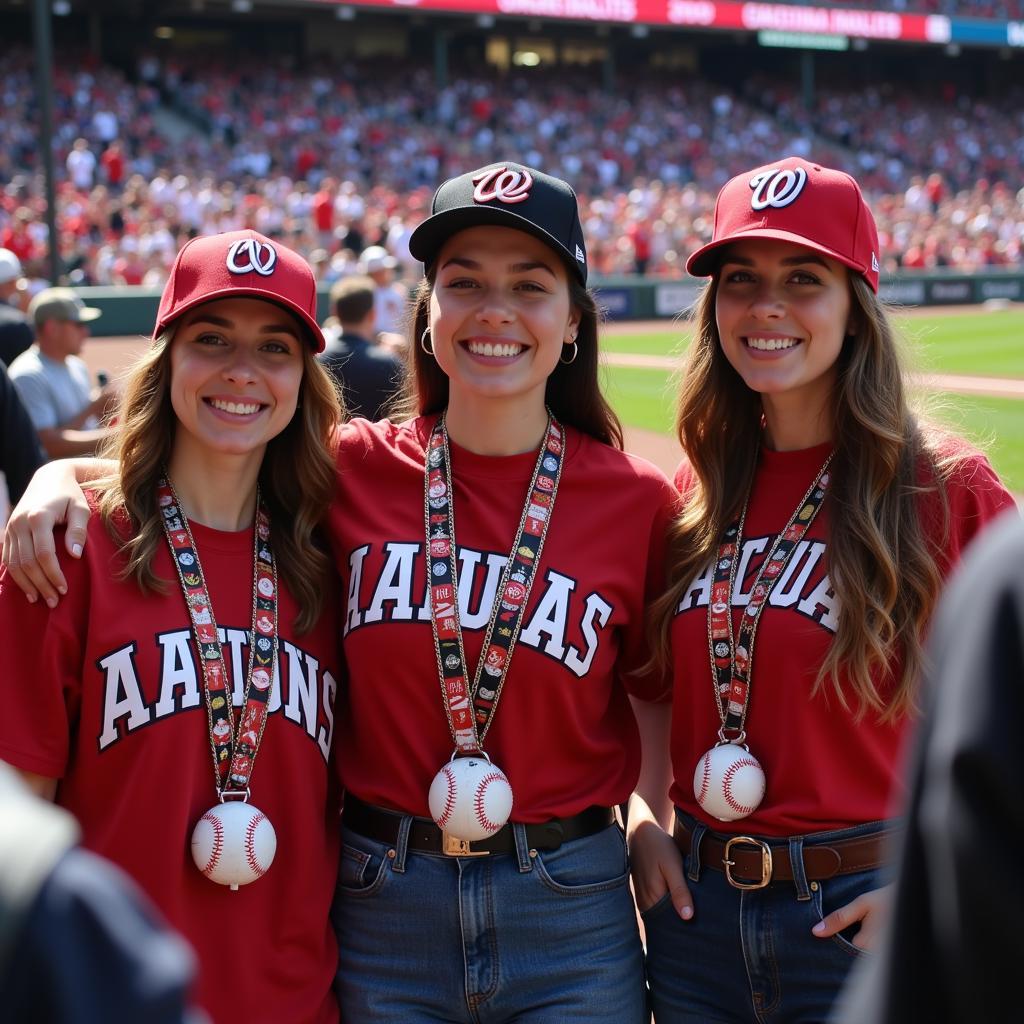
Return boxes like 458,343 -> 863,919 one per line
1,457 -> 112,605
37,426 -> 117,460
627,697 -> 693,919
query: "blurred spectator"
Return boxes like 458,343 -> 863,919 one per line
319,274 -> 404,421
65,138 -> 96,192
0,761 -> 202,1024
8,289 -> 116,459
834,509 -> 1024,1024
0,361 -> 45,516
0,248 -> 32,367
358,244 -> 409,336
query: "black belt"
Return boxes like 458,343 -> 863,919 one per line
343,795 -> 617,857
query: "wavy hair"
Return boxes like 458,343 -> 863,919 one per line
650,274 -> 956,721
389,274 -> 623,448
96,327 -> 342,632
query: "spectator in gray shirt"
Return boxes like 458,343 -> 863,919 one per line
8,289 -> 117,459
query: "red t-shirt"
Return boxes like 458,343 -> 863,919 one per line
329,416 -> 677,822
669,442 -> 1016,835
0,510 -> 342,1024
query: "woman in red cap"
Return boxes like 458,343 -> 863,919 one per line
628,158 -> 1016,1022
4,168 -> 675,1021
0,230 -> 344,1024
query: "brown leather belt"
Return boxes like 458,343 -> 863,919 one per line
343,795 -> 616,858
673,816 -> 893,891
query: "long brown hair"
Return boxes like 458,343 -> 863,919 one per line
391,272 -> 623,448
96,325 -> 342,632
650,274 -> 955,721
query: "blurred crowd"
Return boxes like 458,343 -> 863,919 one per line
1,47 -> 1022,293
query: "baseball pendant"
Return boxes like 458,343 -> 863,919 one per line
428,755 -> 513,842
693,742 -> 766,822
191,801 -> 277,890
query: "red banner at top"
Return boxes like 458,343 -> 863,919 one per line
323,0 -> 952,44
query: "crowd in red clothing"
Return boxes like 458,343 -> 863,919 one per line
2,49 -> 1021,290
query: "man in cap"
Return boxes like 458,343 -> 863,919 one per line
8,288 -> 116,458
0,249 -> 32,368
357,244 -> 408,337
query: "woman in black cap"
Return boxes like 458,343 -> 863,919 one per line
4,163 -> 675,1022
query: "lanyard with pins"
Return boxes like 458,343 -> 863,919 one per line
157,476 -> 278,798
706,453 -> 834,741
424,412 -> 565,754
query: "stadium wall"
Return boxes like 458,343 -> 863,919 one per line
77,271 -> 1024,337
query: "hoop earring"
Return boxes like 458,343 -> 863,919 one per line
559,341 -> 578,365
420,328 -> 434,356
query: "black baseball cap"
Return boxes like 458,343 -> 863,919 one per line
409,162 -> 588,285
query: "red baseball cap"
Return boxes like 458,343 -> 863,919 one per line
155,230 -> 325,351
686,157 -> 881,292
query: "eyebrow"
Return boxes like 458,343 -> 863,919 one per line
720,252 -> 833,270
439,256 -> 558,278
183,313 -> 301,340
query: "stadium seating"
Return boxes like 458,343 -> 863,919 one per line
2,48 -> 1021,287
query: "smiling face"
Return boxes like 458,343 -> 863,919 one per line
715,238 -> 854,433
428,225 -> 580,416
168,296 -> 305,467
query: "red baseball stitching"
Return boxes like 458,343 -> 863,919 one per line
436,764 -> 456,829
245,811 -> 267,876
697,753 -> 712,804
200,811 -> 223,874
722,758 -> 763,814
474,772 -> 508,834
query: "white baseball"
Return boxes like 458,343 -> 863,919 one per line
428,757 -> 513,842
191,801 -> 277,890
693,743 -> 766,822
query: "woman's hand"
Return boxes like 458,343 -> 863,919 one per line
2,460 -> 94,605
812,883 -> 893,950
627,814 -> 693,920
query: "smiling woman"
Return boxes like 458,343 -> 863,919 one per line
629,158 -> 1017,1024
323,161 -> 677,1022
0,231 -> 345,1024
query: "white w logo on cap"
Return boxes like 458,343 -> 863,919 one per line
472,167 -> 533,205
226,239 -> 278,276
749,168 -> 808,210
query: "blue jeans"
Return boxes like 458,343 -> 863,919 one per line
644,813 -> 889,1024
331,817 -> 647,1023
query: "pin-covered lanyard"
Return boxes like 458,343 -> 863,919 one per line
707,453 -> 834,740
424,413 -> 565,754
157,477 -> 278,797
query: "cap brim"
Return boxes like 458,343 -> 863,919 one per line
77,307 -> 102,322
686,228 -> 868,282
155,287 -> 325,353
409,207 -> 584,283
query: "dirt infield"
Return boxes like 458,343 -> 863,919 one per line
80,331 -> 1022,481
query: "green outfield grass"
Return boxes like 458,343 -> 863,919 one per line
601,308 -> 1024,492
601,308 -> 1024,378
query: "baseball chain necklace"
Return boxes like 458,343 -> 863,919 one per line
158,477 -> 278,888
697,452 -> 834,821
424,412 -> 565,845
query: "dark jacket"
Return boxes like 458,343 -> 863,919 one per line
835,508 -> 1024,1024
0,299 -> 32,368
318,328 -> 403,422
1,361 -> 46,503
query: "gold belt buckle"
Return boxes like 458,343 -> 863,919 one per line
442,831 -> 489,857
723,836 -> 773,890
